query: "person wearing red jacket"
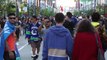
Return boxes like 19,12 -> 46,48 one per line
72,20 -> 104,60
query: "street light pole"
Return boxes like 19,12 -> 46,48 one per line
33,0 -> 36,15
27,0 -> 31,17
52,1 -> 55,13
94,0 -> 96,11
28,2 -> 30,17
104,4 -> 105,15
16,0 -> 19,16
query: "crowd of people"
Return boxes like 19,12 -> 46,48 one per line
0,11 -> 107,60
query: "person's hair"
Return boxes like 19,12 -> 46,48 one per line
8,13 -> 15,17
76,20 -> 95,33
55,13 -> 65,23
87,15 -> 90,19
32,15 -> 37,20
66,12 -> 72,18
44,16 -> 49,19
91,12 -> 100,22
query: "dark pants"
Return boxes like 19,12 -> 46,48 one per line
4,51 -> 16,60
15,29 -> 20,41
30,40 -> 42,54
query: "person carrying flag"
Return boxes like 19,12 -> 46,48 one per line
0,13 -> 19,60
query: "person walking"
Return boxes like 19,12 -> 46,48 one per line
15,17 -> 21,45
42,13 -> 73,60
91,12 -> 107,52
72,20 -> 104,60
0,13 -> 18,60
63,12 -> 77,37
27,16 -> 42,59
40,17 -> 52,39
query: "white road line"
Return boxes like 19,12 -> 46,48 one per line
18,43 -> 28,51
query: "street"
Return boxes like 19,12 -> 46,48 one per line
17,35 -> 43,60
17,35 -> 107,60
105,50 -> 107,60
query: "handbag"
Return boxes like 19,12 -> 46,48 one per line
95,34 -> 105,60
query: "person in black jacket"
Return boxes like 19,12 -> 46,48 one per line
63,12 -> 75,37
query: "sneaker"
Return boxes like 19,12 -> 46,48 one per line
32,55 -> 38,60
35,55 -> 38,59
31,55 -> 36,58
16,42 -> 19,45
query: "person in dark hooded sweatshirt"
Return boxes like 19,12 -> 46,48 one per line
42,13 -> 73,60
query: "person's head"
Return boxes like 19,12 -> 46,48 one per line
82,15 -> 86,19
45,19 -> 52,28
55,13 -> 65,23
16,16 -> 19,21
44,17 -> 49,21
66,12 -> 72,18
31,15 -> 38,23
76,20 -> 95,33
87,15 -> 90,19
8,13 -> 16,24
91,12 -> 100,22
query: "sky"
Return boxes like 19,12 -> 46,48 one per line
56,0 -> 76,7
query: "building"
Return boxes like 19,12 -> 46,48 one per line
75,0 -> 80,10
22,0 -> 27,3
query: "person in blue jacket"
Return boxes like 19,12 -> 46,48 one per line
42,13 -> 74,60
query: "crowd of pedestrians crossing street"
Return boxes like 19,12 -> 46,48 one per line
0,11 -> 107,60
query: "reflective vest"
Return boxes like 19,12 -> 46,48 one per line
91,22 -> 99,27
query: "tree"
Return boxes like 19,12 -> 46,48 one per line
6,2 -> 16,14
40,8 -> 55,16
0,0 -> 16,16
73,10 -> 81,16
80,0 -> 92,2
0,0 -> 6,16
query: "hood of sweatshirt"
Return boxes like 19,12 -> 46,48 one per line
49,25 -> 69,37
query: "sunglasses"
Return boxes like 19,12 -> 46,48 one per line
46,21 -> 51,23
9,17 -> 16,19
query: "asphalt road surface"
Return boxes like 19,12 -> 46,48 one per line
17,35 -> 43,60
17,35 -> 107,60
